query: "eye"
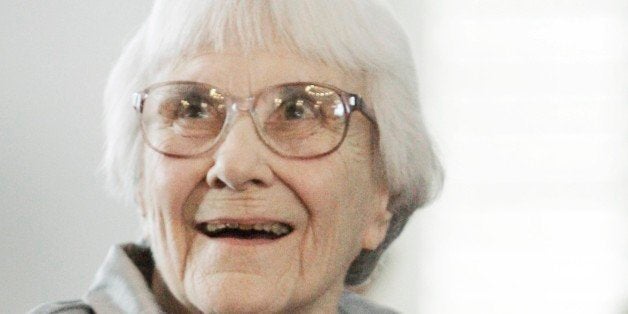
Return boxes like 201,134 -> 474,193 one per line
277,96 -> 318,121
178,99 -> 209,119
166,91 -> 226,136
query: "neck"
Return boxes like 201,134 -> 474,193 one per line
151,269 -> 200,314
287,281 -> 344,314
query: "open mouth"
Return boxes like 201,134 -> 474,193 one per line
195,222 -> 294,240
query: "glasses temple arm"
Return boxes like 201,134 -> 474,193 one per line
347,94 -> 364,110
132,92 -> 147,113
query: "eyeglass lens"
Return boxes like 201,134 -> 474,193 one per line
140,82 -> 349,157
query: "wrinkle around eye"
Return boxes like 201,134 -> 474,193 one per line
157,100 -> 180,120
172,119 -> 217,138
264,119 -> 321,139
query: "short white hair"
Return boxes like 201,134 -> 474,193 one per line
102,0 -> 443,285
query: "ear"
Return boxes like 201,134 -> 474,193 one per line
361,183 -> 392,250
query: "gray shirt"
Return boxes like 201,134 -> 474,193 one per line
30,242 -> 398,313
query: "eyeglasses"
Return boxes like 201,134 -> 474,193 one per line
133,81 -> 371,159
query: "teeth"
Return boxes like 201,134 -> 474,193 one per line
204,222 -> 291,236
267,223 -> 290,235
270,224 -> 283,234
206,224 -> 225,233
279,224 -> 289,234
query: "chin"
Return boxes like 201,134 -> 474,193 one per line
185,274 -> 292,314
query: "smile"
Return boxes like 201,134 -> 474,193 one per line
195,221 -> 294,240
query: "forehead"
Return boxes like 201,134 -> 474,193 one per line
167,50 -> 364,97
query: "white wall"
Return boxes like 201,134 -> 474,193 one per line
0,2 -> 150,312
368,0 -> 628,313
1,1 -> 627,313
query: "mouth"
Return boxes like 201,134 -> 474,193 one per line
195,221 -> 294,240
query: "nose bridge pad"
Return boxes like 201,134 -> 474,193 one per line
219,97 -> 255,140
233,97 -> 254,111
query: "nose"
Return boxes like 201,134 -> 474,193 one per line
205,112 -> 274,191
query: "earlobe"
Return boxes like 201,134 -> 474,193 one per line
361,210 -> 392,250
361,186 -> 392,250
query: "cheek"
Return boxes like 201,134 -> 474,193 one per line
302,148 -> 379,252
142,153 -> 210,299
278,154 -> 374,252
143,152 -> 208,218
141,153 -> 210,263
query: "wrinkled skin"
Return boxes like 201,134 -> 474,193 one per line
138,50 -> 391,314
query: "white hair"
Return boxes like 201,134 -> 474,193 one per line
102,0 -> 443,285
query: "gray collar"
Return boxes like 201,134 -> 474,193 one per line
82,242 -> 397,313
83,242 -> 162,313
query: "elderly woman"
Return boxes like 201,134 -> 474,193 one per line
32,0 -> 442,313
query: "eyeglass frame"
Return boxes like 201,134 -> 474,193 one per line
132,80 -> 375,159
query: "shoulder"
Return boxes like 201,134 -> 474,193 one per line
28,300 -> 94,314
339,291 -> 400,314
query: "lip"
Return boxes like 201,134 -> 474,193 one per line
193,217 -> 295,246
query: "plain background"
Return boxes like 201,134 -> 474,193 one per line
1,1 -> 627,313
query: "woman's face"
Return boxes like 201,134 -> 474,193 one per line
139,50 -> 391,313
